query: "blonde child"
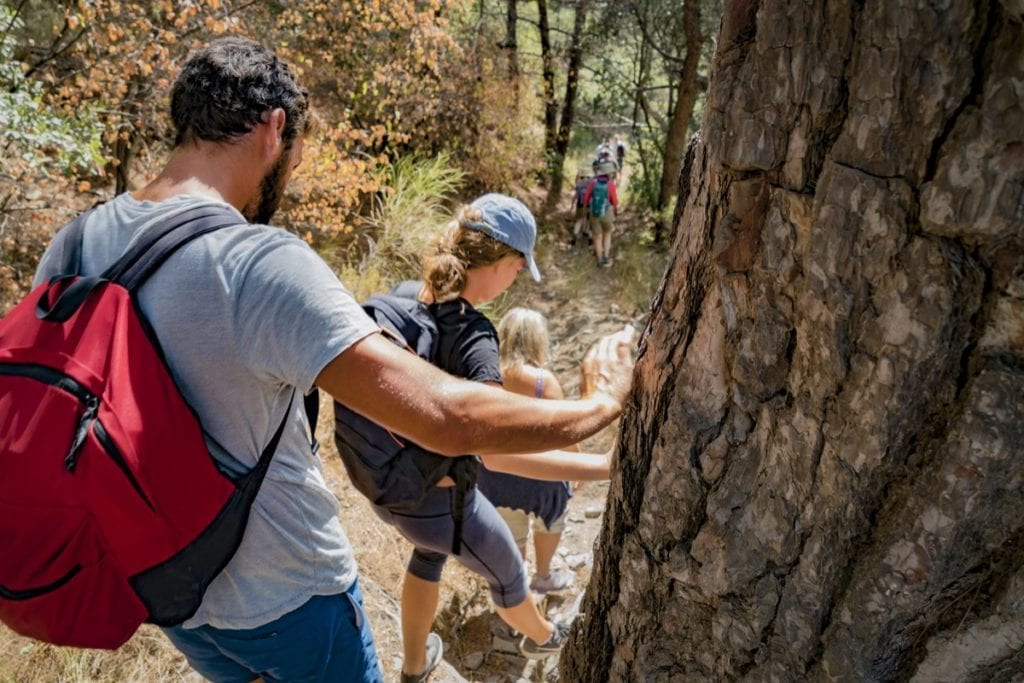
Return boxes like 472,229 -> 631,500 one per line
478,308 -> 576,594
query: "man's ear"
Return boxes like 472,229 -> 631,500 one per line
263,108 -> 287,157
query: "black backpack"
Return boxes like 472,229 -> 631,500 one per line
332,285 -> 477,553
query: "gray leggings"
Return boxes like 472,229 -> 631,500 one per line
372,487 -> 529,608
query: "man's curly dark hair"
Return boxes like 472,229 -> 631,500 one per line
170,36 -> 312,148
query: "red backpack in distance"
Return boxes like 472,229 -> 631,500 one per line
0,206 -> 292,649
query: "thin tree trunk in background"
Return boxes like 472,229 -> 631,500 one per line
112,132 -> 137,195
562,0 -> 1024,679
112,79 -> 142,195
545,0 -> 588,211
654,0 -> 701,242
537,0 -> 557,155
629,13 -> 643,148
628,5 -> 653,211
505,0 -> 519,101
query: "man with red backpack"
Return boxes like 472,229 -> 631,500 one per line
583,161 -> 620,267
3,37 -> 635,683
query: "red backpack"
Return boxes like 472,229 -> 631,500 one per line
0,206 -> 292,649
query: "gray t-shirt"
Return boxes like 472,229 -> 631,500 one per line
34,193 -> 379,629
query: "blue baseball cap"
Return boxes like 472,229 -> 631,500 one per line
467,193 -> 541,282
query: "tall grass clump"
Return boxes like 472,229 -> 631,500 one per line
332,154 -> 464,301
611,229 -> 668,315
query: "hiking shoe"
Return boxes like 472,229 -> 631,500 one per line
519,621 -> 571,660
530,569 -> 574,594
401,632 -> 443,683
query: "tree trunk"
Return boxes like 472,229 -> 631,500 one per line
655,0 -> 702,234
537,0 -> 557,155
562,0 -> 1024,680
545,0 -> 588,211
505,0 -> 519,98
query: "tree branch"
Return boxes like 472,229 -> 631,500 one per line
21,20 -> 87,83
627,0 -> 687,66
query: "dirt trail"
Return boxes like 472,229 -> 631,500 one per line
320,196 -> 654,683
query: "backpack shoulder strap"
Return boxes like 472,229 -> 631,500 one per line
106,204 -> 243,291
304,389 -> 321,455
53,199 -> 111,277
36,204 -> 242,322
365,293 -> 439,360
56,212 -> 88,277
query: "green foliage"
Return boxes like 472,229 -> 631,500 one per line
622,125 -> 663,209
0,5 -> 104,178
331,154 -> 464,301
565,0 -> 721,213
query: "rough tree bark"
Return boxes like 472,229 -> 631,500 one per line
562,0 -> 1024,680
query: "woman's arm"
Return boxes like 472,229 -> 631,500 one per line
478,448 -> 611,481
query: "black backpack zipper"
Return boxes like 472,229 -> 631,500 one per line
0,363 -> 153,509
0,565 -> 82,601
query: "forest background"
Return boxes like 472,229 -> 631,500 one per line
0,0 -> 718,313
0,0 -> 717,680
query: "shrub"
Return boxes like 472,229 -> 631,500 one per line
329,154 -> 464,301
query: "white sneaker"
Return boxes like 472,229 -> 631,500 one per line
530,569 -> 574,594
401,632 -> 443,683
519,621 -> 571,660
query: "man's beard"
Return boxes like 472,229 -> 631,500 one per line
244,149 -> 289,224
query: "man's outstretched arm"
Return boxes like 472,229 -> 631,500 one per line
317,327 -> 634,457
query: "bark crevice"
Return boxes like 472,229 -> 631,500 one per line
923,0 -> 998,184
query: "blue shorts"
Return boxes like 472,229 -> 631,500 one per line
373,486 -> 529,608
162,579 -> 382,683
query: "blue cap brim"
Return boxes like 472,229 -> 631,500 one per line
526,255 -> 541,282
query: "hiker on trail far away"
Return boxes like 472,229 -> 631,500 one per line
478,307 -> 581,597
615,134 -> 627,169
335,194 -> 629,683
570,169 -> 591,247
583,160 -> 620,267
12,37 -> 635,683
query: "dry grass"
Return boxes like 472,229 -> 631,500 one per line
0,625 -> 192,682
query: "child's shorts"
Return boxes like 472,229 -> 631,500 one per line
496,506 -> 568,548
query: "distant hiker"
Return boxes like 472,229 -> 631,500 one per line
21,38 -> 634,683
571,170 -> 591,246
478,307 -> 579,595
615,134 -> 627,169
593,138 -> 618,174
584,161 -> 620,267
353,194 -> 624,680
